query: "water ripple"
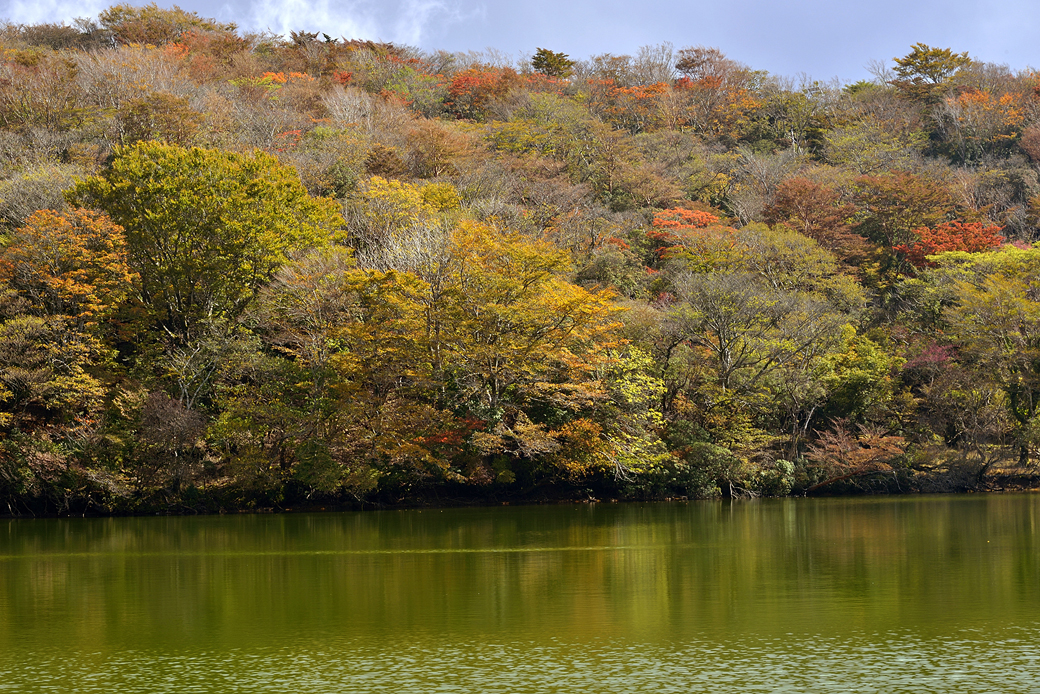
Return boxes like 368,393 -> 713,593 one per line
3,626 -> 1039,693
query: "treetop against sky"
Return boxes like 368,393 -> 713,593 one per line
3,0 -> 1038,82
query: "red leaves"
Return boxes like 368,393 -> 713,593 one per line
895,220 -> 1005,267
445,67 -> 520,119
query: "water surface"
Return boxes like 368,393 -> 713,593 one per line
1,495 -> 1038,691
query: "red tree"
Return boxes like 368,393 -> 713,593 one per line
445,67 -> 520,120
894,220 -> 1004,267
765,177 -> 863,258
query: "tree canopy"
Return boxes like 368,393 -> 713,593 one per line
68,142 -> 344,338
2,11 -> 1040,512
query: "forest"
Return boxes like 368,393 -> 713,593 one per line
1,3 -> 1040,514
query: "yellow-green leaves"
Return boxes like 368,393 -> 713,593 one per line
69,142 -> 344,338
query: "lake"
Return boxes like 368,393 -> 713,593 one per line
1,495 -> 1038,692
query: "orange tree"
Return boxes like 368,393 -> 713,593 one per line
895,220 -> 1005,268
0,208 -> 137,328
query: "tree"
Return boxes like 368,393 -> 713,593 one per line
854,170 -> 959,248
445,67 -> 521,120
532,48 -> 575,78
670,46 -> 761,142
657,225 -> 861,460
764,177 -> 863,258
0,315 -> 107,433
0,163 -> 82,230
805,421 -> 906,493
354,221 -> 622,473
0,48 -> 84,131
735,224 -> 865,311
668,269 -> 845,381
895,220 -> 1004,268
675,46 -> 737,81
891,43 -> 970,104
823,121 -> 927,174
98,3 -> 236,45
0,208 -> 136,328
117,92 -> 203,147
646,207 -> 737,270
1020,124 -> 1040,162
930,246 -> 1040,467
68,142 -> 344,339
934,89 -> 1027,162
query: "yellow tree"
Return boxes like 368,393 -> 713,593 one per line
340,220 -> 624,478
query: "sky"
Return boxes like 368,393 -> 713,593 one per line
3,0 -> 1038,83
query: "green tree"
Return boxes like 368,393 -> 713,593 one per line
891,43 -> 970,104
854,170 -> 959,248
531,48 -> 575,78
933,247 -> 1040,467
823,121 -> 927,175
68,142 -> 344,339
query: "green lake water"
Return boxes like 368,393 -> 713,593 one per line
1,495 -> 1039,692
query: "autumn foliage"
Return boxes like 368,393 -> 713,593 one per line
4,12 -> 1040,513
895,220 -> 1005,267
0,208 -> 137,325
445,67 -> 521,120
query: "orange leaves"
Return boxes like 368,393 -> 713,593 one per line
652,208 -> 721,229
0,208 -> 137,325
262,71 -> 315,84
671,75 -> 761,139
271,129 -> 303,153
949,89 -> 1026,127
585,80 -> 670,133
940,88 -> 1028,157
895,220 -> 1005,268
648,207 -> 735,263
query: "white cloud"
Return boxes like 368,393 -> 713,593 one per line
2,0 -> 109,24
1,0 -> 476,50
391,0 -> 474,47
244,0 -> 475,47
246,0 -> 381,39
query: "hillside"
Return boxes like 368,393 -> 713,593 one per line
2,5 -> 1039,513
